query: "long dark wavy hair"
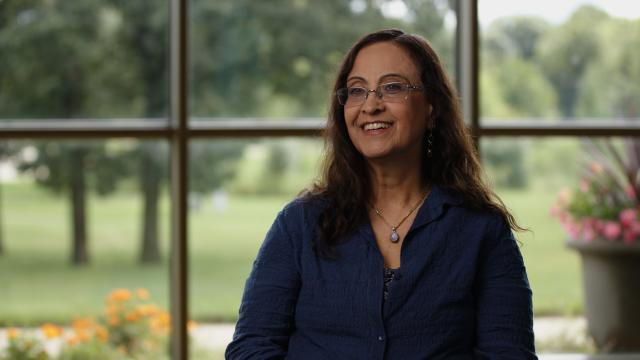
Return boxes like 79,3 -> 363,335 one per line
304,29 -> 524,259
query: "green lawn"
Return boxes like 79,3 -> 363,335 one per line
499,186 -> 583,316
0,181 -> 583,326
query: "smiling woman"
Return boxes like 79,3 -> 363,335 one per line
342,41 -> 431,163
226,29 -> 537,359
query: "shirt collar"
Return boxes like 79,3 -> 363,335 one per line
410,184 -> 463,230
358,184 -> 463,239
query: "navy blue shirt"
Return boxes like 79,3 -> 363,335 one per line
226,186 -> 537,359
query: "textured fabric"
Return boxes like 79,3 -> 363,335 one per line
225,185 -> 537,360
382,267 -> 398,302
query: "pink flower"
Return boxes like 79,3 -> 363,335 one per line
566,222 -> 581,239
602,221 -> 621,241
583,227 -> 597,242
579,179 -> 590,193
550,205 -> 561,219
557,188 -> 571,206
620,208 -> 638,228
623,229 -> 637,245
593,219 -> 605,234
625,185 -> 637,200
590,162 -> 604,175
581,219 -> 597,242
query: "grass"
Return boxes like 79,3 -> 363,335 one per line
0,180 -> 583,325
499,186 -> 583,316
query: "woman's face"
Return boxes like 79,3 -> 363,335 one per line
344,41 -> 432,163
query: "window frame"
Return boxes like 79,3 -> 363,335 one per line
1,1 -> 639,358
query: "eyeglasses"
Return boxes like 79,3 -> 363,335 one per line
336,82 -> 423,107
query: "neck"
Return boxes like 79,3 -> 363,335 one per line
368,159 -> 426,210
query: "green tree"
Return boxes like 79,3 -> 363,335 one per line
536,5 -> 609,117
0,0 -> 135,265
483,16 -> 550,62
190,141 -> 245,198
480,69 -> 517,118
575,18 -> 640,118
484,58 -> 557,119
1,0 -> 454,264
107,1 -> 169,263
17,142 -> 130,264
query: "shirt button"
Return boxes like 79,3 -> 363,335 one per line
377,335 -> 384,341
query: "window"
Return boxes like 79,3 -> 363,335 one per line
1,1 -> 638,358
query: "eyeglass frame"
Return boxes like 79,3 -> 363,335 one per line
336,81 -> 424,107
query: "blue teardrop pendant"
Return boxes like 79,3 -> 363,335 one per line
390,228 -> 400,243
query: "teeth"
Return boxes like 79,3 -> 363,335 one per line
363,122 -> 391,131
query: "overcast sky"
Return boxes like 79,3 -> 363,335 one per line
479,0 -> 640,27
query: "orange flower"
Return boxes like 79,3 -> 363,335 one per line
125,310 -> 140,323
41,323 -> 63,339
108,316 -> 120,326
7,328 -> 20,340
135,288 -> 150,300
76,329 -> 91,342
108,289 -> 132,303
136,304 -> 159,317
150,312 -> 171,334
95,326 -> 109,343
72,317 -> 95,331
106,304 -> 121,317
66,335 -> 80,347
187,320 -> 198,332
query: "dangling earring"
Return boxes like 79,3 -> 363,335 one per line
426,129 -> 434,158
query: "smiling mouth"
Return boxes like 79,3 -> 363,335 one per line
362,122 -> 393,131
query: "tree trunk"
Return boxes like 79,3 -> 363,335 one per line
70,148 -> 89,265
139,145 -> 162,263
128,9 -> 167,264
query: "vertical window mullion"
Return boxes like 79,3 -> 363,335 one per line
169,0 -> 189,358
456,0 -> 480,151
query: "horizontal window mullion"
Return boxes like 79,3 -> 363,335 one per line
2,118 -> 640,138
480,119 -> 640,137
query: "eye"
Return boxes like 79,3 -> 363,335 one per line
348,87 -> 366,96
382,82 -> 404,94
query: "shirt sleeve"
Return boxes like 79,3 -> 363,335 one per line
473,216 -> 538,359
225,209 -> 301,360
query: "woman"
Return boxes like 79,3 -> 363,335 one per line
226,29 -> 537,359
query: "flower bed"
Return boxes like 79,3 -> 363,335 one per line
1,288 -> 195,359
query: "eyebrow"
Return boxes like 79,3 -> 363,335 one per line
346,73 -> 411,85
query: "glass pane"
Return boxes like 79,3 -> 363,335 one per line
481,136 -> 638,353
479,0 -> 640,123
481,137 -> 582,312
0,2 -> 168,122
0,139 -> 171,359
188,137 -> 322,358
189,0 -> 456,119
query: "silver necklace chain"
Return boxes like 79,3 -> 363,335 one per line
373,190 -> 429,243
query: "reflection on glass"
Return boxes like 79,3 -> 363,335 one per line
188,138 -> 322,357
0,139 -> 171,358
480,1 -> 640,122
189,0 -> 456,119
0,3 -> 168,121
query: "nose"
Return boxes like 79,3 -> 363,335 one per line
361,89 -> 384,114
365,89 -> 383,99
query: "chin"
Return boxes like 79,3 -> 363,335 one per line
359,148 -> 395,161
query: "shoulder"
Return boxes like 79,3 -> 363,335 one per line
441,199 -> 513,246
440,186 -> 509,229
275,194 -> 328,233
